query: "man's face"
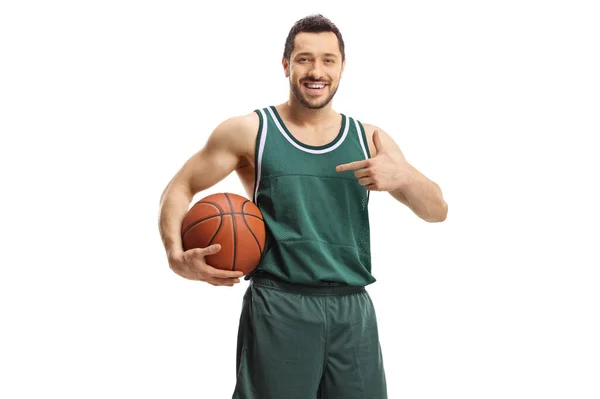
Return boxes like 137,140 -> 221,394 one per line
284,32 -> 345,109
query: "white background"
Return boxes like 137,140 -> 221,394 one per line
1,0 -> 599,398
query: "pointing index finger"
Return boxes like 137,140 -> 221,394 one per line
336,159 -> 369,172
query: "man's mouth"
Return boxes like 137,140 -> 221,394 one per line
302,81 -> 328,95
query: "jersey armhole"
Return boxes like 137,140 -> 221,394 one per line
252,108 -> 266,204
356,119 -> 371,159
355,119 -> 372,203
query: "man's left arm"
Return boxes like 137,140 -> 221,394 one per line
336,124 -> 448,223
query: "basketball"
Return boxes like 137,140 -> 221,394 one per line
181,193 -> 266,274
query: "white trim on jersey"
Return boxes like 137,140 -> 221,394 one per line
266,106 -> 349,154
354,119 -> 369,160
254,108 -> 268,204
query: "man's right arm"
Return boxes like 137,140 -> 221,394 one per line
158,114 -> 256,284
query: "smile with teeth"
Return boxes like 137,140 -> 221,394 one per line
305,83 -> 326,88
303,81 -> 328,94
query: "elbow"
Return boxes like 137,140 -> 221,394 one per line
424,202 -> 448,223
437,202 -> 449,222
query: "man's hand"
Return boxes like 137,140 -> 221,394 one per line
168,244 -> 244,287
335,129 -> 413,192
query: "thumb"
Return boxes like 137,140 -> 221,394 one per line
201,243 -> 222,256
373,129 -> 385,154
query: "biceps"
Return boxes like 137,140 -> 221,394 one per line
182,147 -> 240,195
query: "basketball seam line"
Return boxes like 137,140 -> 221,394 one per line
199,200 -> 225,213
201,200 -> 223,248
181,200 -> 225,238
181,199 -> 265,270
181,201 -> 263,241
224,193 -> 237,271
242,200 -> 263,256
182,212 -> 263,237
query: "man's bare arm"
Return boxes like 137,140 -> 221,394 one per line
158,113 -> 257,283
363,123 -> 448,222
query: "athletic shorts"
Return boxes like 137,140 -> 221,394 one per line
231,273 -> 387,398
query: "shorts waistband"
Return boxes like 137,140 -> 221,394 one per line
250,273 -> 366,296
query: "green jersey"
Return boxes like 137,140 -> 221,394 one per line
248,105 -> 376,286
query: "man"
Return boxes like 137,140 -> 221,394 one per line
159,14 -> 447,399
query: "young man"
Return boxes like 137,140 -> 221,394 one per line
159,14 -> 447,399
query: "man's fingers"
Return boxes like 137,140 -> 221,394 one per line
184,244 -> 221,260
201,244 -> 222,256
358,177 -> 375,187
208,266 -> 244,279
373,129 -> 386,154
210,279 -> 239,285
336,159 -> 369,172
208,277 -> 239,287
354,168 -> 370,179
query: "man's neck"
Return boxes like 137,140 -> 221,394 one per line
280,98 -> 337,128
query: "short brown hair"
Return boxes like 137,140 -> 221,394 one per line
283,14 -> 345,62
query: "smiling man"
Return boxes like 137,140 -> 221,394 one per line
159,14 -> 447,399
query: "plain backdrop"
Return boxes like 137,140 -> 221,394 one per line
1,0 -> 599,398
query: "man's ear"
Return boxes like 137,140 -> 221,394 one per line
282,57 -> 290,78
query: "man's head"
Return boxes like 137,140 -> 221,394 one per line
282,14 -> 346,110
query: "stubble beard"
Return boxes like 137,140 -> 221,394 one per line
290,79 -> 339,110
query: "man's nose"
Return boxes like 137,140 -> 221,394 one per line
307,63 -> 325,80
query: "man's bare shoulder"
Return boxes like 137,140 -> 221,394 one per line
361,122 -> 406,161
216,111 -> 260,139
360,122 -> 379,156
207,111 -> 259,151
362,123 -> 377,134
203,111 -> 260,169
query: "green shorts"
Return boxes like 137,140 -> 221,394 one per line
232,273 -> 387,398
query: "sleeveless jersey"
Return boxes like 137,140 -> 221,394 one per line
247,105 -> 376,286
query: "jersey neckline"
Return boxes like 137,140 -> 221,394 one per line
268,105 -> 348,153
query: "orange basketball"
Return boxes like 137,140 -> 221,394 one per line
181,193 -> 266,274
